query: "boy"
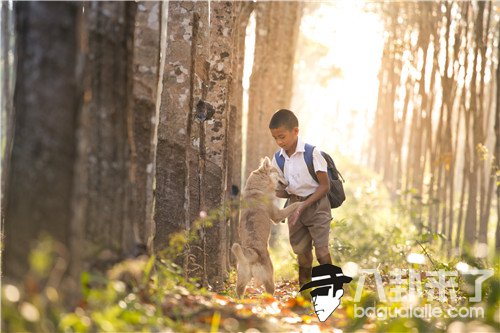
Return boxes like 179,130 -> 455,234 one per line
269,109 -> 333,286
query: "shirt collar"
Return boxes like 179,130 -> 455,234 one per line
280,137 -> 305,157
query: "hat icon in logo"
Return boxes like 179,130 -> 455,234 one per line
299,264 -> 352,322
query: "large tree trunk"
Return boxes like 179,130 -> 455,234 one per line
244,1 -> 302,178
153,1 -> 255,289
226,3 -> 254,267
69,2 -> 139,279
128,1 -> 163,253
154,1 -> 194,251
4,2 -> 80,279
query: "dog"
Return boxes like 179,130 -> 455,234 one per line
231,156 -> 300,298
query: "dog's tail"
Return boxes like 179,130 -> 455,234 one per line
231,243 -> 258,264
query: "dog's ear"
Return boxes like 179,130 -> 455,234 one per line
260,156 -> 271,169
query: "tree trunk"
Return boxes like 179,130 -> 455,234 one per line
127,1 -> 163,253
153,1 -> 258,289
4,2 -> 80,279
154,1 -> 195,251
227,3 -> 254,267
495,19 -> 500,250
0,1 -> 16,250
477,2 -> 492,244
245,1 -> 302,178
464,2 -> 485,245
69,2 -> 138,280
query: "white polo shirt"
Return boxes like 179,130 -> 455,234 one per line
271,137 -> 328,197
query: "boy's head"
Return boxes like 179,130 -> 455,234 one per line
269,109 -> 299,152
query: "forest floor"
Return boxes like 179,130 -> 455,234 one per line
2,161 -> 499,332
160,277 -> 352,333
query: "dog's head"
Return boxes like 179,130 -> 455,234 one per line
255,156 -> 286,190
244,156 -> 287,196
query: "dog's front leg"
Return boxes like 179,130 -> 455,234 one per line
269,201 -> 301,223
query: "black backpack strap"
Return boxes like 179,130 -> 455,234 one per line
303,143 -> 318,183
325,154 -> 345,182
337,170 -> 345,182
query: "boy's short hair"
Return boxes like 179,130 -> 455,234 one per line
269,109 -> 299,130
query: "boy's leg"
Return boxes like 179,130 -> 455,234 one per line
297,251 -> 313,286
315,246 -> 332,265
287,199 -> 313,286
305,196 -> 333,265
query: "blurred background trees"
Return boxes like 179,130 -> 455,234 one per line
290,1 -> 498,256
368,1 -> 499,252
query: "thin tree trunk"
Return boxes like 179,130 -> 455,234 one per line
495,18 -> 500,250
464,2 -> 485,245
477,1 -> 492,244
0,1 -> 16,245
455,2 -> 471,250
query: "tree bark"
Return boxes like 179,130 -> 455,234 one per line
495,17 -> 500,250
69,2 -> 138,280
4,2 -> 79,279
154,1 -> 195,251
128,1 -> 163,253
464,2 -> 485,245
245,1 -> 302,178
0,1 -> 16,253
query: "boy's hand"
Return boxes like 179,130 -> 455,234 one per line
288,203 -> 305,227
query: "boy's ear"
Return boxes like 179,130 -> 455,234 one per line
334,288 -> 344,299
293,127 -> 299,136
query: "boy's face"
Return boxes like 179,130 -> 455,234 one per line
270,126 -> 299,152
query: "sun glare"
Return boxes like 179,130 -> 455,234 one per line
241,11 -> 256,188
292,2 -> 384,163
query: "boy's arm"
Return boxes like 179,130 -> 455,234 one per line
302,147 -> 330,208
288,149 -> 329,226
288,171 -> 329,226
272,155 -> 289,198
301,171 -> 330,208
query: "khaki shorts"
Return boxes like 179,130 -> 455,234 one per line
287,195 -> 332,254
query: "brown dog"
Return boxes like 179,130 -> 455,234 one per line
231,157 -> 300,298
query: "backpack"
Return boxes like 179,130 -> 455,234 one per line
274,143 -> 346,208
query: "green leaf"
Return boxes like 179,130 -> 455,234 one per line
142,255 -> 156,286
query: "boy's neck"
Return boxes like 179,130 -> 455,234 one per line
285,138 -> 298,157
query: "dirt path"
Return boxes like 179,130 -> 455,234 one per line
166,279 -> 351,333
